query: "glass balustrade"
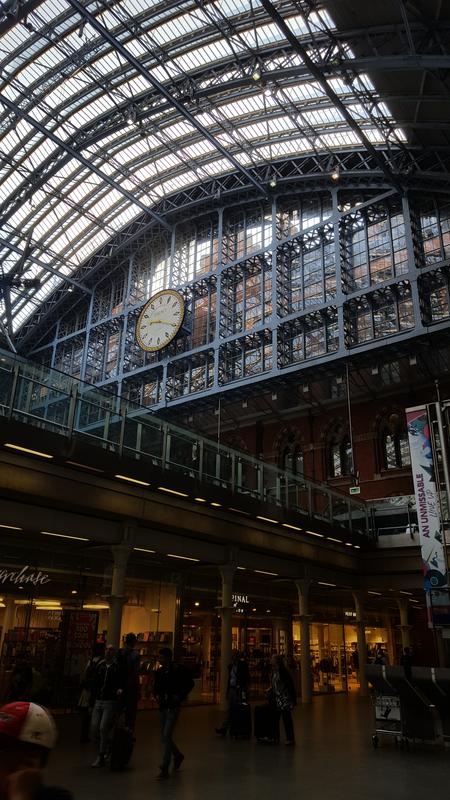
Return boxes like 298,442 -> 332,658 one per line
0,350 -> 370,539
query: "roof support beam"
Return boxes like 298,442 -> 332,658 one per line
0,237 -> 92,295
65,0 -> 268,201
259,0 -> 405,194
0,95 -> 172,233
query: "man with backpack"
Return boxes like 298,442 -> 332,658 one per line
153,648 -> 194,780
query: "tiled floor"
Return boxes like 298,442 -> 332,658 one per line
46,695 -> 450,800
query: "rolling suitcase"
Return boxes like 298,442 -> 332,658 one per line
109,720 -> 134,770
254,703 -> 280,743
229,702 -> 252,739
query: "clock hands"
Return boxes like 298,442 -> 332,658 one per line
146,320 -> 178,327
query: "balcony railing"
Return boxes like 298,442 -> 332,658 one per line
0,350 -> 370,539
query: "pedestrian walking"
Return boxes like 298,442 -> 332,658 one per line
119,633 -> 140,733
90,645 -> 125,768
215,650 -> 250,737
78,643 -> 105,743
153,648 -> 194,780
269,655 -> 297,745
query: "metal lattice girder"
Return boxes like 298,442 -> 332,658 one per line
0,235 -> 92,295
66,0 -> 268,201
0,95 -> 171,232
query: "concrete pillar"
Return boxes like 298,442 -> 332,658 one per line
0,597 -> 16,655
108,544 -> 132,648
397,598 -> 413,654
353,592 -> 368,697
219,564 -> 236,709
295,579 -> 313,704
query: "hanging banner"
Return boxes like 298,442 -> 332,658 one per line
406,406 -> 447,590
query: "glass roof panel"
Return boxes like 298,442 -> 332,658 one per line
0,0 -> 408,333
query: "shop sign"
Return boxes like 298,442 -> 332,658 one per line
64,610 -> 98,678
232,594 -> 249,615
0,565 -> 50,587
406,406 -> 447,590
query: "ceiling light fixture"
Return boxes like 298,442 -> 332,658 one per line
115,474 -> 150,487
166,554 -> 200,562
317,581 -> 336,587
282,523 -> 302,532
330,165 -> 340,182
306,530 -> 324,538
194,497 -> 207,503
211,502 -> 222,507
0,524 -> 22,531
4,443 -> 53,459
134,547 -> 156,554
84,603 -> 109,610
327,537 -> 343,544
158,487 -> 189,498
256,516 -> 278,524
254,569 -> 278,576
269,177 -> 277,188
229,507 -> 251,516
41,531 -> 89,541
66,461 -> 104,473
251,67 -> 261,81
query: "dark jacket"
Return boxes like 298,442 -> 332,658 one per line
227,658 -> 250,696
91,658 -> 125,703
271,665 -> 297,707
153,663 -> 194,710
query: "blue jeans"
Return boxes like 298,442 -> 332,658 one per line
91,699 -> 118,756
160,707 -> 181,770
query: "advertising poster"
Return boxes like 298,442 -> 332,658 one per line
406,406 -> 447,591
64,610 -> 98,678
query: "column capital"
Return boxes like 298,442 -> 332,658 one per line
294,578 -> 311,596
111,542 -> 133,567
219,563 -> 237,583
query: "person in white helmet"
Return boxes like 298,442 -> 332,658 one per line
0,702 -> 71,800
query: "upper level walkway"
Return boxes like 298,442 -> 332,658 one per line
0,349 -> 369,545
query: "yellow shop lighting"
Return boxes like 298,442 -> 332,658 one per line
4,443 -> 53,459
84,603 -> 109,610
115,474 -> 150,487
158,487 -> 189,498
41,531 -> 89,541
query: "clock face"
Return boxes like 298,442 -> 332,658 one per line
135,289 -> 185,352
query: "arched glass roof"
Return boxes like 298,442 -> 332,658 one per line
0,0 -> 446,336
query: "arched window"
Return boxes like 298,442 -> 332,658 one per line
327,422 -> 352,478
380,412 -> 411,470
277,429 -> 304,476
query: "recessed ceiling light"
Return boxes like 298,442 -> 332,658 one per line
399,590 -> 413,595
306,530 -> 324,538
0,524 -> 22,531
237,566 -> 246,570
134,547 -> 156,554
41,531 -> 89,541
368,591 -> 382,596
4,443 -> 53,459
252,607 -> 257,612
194,497 -> 207,503
354,545 -> 361,549
256,516 -> 278,524
229,507 -> 251,516
254,569 -> 278,576
317,581 -> 336,587
66,461 -> 104,473
345,542 -> 353,547
282,523 -> 302,531
327,537 -> 342,544
211,502 -> 222,507
115,474 -> 150,487
166,554 -> 200,562
194,601 -> 200,607
158,487 -> 189,497
71,590 -> 77,595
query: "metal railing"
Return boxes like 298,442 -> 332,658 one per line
0,350 -> 370,538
